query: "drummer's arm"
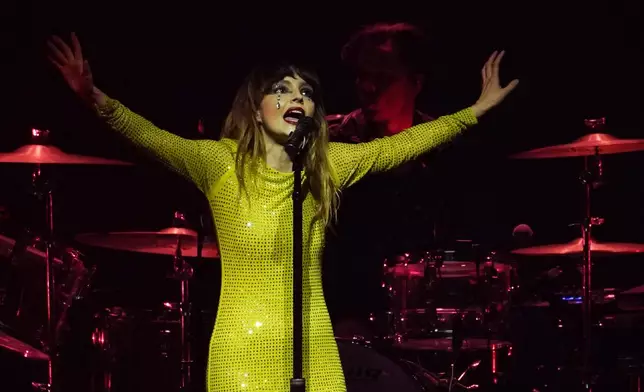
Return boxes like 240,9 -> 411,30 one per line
329,108 -> 477,189
92,91 -> 228,193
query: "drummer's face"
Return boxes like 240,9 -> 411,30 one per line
355,64 -> 421,121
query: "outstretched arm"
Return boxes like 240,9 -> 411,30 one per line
93,92 -> 229,193
329,108 -> 475,188
47,33 -> 231,193
329,50 -> 518,189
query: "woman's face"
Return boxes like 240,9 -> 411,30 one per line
257,74 -> 316,143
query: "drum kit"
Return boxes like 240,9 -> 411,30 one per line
342,118 -> 644,391
0,129 -> 219,392
0,118 -> 643,392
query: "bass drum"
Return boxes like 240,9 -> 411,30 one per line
336,338 -> 439,392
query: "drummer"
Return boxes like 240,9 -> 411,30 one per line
323,23 -> 447,333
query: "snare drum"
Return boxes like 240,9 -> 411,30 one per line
381,248 -> 512,340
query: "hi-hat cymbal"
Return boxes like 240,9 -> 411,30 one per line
510,133 -> 644,159
0,328 -> 49,361
0,145 -> 132,165
511,237 -> 644,256
75,228 -> 219,258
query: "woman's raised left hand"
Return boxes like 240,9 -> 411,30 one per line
471,50 -> 519,118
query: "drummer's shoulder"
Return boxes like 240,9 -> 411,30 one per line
326,109 -> 363,143
325,112 -> 346,135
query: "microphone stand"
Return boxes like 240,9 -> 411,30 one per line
28,130 -> 57,392
287,135 -> 307,392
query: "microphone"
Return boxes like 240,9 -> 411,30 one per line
285,116 -> 315,162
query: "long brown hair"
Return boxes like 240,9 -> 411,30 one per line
220,63 -> 340,226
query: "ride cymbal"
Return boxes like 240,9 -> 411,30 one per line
511,237 -> 644,256
510,133 -> 644,159
0,145 -> 131,165
75,228 -> 219,258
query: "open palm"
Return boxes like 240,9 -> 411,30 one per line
47,33 -> 94,101
472,50 -> 519,117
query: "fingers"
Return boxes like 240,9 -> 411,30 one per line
495,79 -> 520,103
492,50 -> 505,81
47,55 -> 64,70
46,39 -> 68,64
494,50 -> 505,66
482,51 -> 498,82
50,35 -> 74,61
504,78 -> 520,93
71,32 -> 84,63
83,60 -> 93,81
481,64 -> 487,88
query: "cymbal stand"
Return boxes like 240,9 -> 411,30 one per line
170,222 -> 194,391
30,131 -> 57,392
578,118 -> 605,390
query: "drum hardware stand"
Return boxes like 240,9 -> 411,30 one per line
90,307 -> 118,392
170,212 -> 195,391
450,312 -> 464,364
579,156 -> 602,391
28,130 -> 57,392
473,243 -> 493,340
578,117 -> 606,390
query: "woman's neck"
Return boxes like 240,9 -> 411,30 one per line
263,132 -> 293,173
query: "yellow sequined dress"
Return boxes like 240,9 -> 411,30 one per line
95,97 -> 477,391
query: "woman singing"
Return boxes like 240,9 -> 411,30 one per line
47,33 -> 517,392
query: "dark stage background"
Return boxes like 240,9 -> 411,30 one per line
0,0 -> 642,390
1,0 -> 641,241
0,0 -> 641,338
1,0 -> 642,307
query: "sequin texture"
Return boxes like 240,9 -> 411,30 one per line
96,97 -> 477,391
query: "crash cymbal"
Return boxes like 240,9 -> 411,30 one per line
0,144 -> 132,165
511,237 -> 644,256
75,228 -> 219,258
510,133 -> 644,159
0,328 -> 49,361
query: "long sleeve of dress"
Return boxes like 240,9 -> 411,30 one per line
94,96 -> 232,194
328,107 -> 477,189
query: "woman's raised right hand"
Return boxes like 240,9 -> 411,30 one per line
47,33 -> 96,104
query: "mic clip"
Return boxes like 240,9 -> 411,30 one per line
285,116 -> 315,163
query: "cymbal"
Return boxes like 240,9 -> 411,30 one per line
75,228 -> 219,258
511,237 -> 644,256
0,328 -> 49,361
0,144 -> 132,165
510,133 -> 644,159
